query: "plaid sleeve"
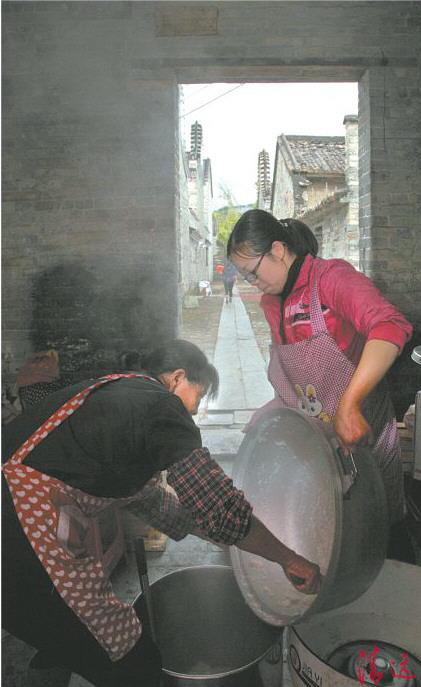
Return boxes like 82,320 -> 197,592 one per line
166,448 -> 252,545
126,476 -> 195,541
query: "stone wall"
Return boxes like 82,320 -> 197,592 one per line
2,2 -> 180,376
358,64 -> 421,415
302,199 -> 349,262
3,1 -> 421,409
301,176 -> 345,215
344,115 -> 360,268
271,151 -> 295,219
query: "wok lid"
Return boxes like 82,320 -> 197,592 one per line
230,408 -> 355,626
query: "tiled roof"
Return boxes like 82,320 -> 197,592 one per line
283,135 -> 345,175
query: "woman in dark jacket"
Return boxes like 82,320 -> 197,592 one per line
2,339 -> 320,687
223,260 -> 237,303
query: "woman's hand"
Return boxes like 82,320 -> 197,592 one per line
282,551 -> 322,595
334,398 -> 373,448
236,515 -> 322,595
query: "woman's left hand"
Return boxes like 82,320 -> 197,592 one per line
334,398 -> 373,447
282,552 -> 322,595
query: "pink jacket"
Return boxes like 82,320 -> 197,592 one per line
261,255 -> 412,364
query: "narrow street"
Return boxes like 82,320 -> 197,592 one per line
182,279 -> 273,457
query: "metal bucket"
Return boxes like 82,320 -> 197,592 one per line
134,565 -> 283,687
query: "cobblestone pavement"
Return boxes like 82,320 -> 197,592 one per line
179,280 -> 224,361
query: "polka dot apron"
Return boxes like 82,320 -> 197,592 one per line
2,373 -> 158,662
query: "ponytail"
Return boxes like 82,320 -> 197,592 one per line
281,218 -> 318,257
227,209 -> 318,259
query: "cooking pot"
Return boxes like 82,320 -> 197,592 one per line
287,560 -> 421,687
134,565 -> 282,686
230,408 -> 388,625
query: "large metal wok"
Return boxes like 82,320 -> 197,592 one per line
230,408 -> 388,625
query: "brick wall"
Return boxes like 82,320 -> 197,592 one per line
302,177 -> 345,214
300,198 -> 349,262
2,2 -> 180,376
359,65 -> 421,415
3,1 -> 421,408
344,115 -> 360,269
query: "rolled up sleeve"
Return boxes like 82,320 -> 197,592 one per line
321,260 -> 413,351
127,476 -> 195,541
166,448 -> 252,545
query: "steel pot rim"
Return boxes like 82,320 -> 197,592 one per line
162,641 -> 275,681
134,564 -> 281,680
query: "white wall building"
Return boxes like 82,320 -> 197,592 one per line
179,121 -> 214,295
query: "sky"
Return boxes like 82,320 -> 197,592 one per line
180,82 -> 358,210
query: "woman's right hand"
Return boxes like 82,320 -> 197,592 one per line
334,397 -> 373,447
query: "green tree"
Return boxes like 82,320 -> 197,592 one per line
213,184 -> 242,246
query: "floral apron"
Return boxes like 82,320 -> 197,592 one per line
2,373 -> 158,662
254,263 -> 404,524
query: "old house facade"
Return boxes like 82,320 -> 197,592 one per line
296,116 -> 359,268
270,117 -> 359,267
271,134 -> 345,220
179,121 -> 214,295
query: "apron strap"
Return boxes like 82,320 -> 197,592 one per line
309,260 -> 329,336
3,374 -> 158,467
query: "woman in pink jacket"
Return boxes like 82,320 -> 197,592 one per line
227,209 -> 414,563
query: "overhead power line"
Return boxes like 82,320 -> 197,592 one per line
183,83 -> 214,99
180,84 -> 245,118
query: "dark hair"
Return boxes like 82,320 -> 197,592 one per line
140,339 -> 219,399
227,209 -> 318,259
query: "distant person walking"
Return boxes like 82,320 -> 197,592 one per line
223,261 -> 237,303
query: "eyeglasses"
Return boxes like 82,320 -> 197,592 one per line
240,253 -> 267,284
